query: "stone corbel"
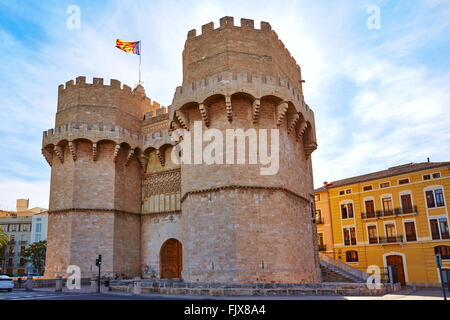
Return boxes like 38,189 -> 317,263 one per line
198,103 -> 209,127
156,149 -> 165,167
92,143 -> 97,161
287,113 -> 300,135
276,102 -> 288,126
68,141 -> 77,161
175,110 -> 189,130
226,95 -> 232,122
296,121 -> 308,142
138,154 -> 149,172
42,149 -> 53,166
54,145 -> 64,163
304,142 -> 318,159
252,99 -> 261,124
125,149 -> 135,166
113,144 -> 121,162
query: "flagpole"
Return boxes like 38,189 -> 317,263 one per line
139,41 -> 142,85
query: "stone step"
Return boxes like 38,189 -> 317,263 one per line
320,260 -> 365,283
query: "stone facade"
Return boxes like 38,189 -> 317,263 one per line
41,17 -> 320,283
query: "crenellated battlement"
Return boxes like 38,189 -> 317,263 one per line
170,70 -> 314,123
186,17 -> 299,72
42,122 -> 174,156
59,76 -> 139,94
183,17 -> 303,91
187,17 -> 271,39
57,76 -> 164,121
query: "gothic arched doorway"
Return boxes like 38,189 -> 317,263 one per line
160,238 -> 182,279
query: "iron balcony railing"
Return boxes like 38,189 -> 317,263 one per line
378,235 -> 404,244
361,205 -> 418,219
318,244 -> 326,251
368,237 -> 379,244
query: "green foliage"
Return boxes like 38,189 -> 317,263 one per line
0,227 -> 7,249
21,240 -> 47,274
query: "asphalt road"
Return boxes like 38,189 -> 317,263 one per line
0,287 -> 447,300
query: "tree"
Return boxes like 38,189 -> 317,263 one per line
0,227 -> 7,249
0,227 -> 7,273
21,240 -> 47,274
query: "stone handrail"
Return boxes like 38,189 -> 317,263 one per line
319,252 -> 369,281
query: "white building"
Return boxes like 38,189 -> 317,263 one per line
30,214 -> 48,243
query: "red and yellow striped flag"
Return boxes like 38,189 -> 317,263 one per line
115,39 -> 140,55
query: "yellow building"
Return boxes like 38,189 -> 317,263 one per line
314,161 -> 450,287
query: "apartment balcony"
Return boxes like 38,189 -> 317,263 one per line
318,244 -> 326,251
19,240 -> 28,245
378,236 -> 404,244
7,241 -> 15,245
361,206 -> 418,219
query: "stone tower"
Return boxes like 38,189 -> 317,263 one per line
41,17 -> 320,283
41,78 -> 159,277
169,17 -> 320,283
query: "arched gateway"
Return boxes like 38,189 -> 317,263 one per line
160,238 -> 182,279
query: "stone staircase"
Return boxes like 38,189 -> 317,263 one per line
319,253 -> 369,283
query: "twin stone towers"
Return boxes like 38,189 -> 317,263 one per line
41,17 -> 320,283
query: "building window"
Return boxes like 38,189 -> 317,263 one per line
430,218 -> 450,240
11,224 -> 17,232
365,200 -> 375,218
435,189 -> 445,207
382,197 -> 393,215
400,194 -> 413,213
346,250 -> 358,262
35,234 -> 41,242
426,189 -> 445,208
339,190 -> 345,195
316,209 -> 323,224
345,189 -> 352,194
432,173 -> 441,179
36,223 -> 42,233
404,221 -> 417,242
423,174 -> 431,180
363,185 -> 372,191
343,227 -> 357,246
341,203 -> 354,219
380,182 -> 390,188
399,178 -> 409,185
368,225 -> 378,244
385,224 -> 396,242
318,233 -> 325,251
435,246 -> 450,259
315,194 -> 320,202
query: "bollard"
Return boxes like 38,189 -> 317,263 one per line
133,277 -> 142,295
25,274 -> 33,291
90,276 -> 98,293
55,276 -> 63,292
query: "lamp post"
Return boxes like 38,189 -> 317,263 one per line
435,254 -> 447,300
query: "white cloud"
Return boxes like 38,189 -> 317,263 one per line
0,0 -> 449,204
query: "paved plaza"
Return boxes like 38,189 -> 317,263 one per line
0,286 -> 447,300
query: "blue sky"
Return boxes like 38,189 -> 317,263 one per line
0,0 -> 449,209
